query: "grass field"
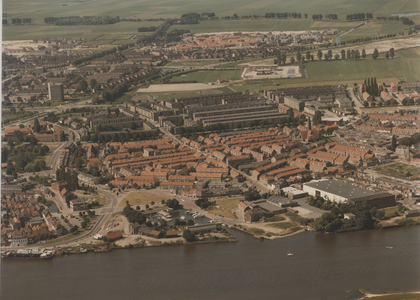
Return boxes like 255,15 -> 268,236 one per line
268,221 -> 294,229
340,18 -> 420,43
5,0 -> 418,22
2,21 -> 158,40
4,0 -> 419,40
375,163 -> 420,178
206,198 -> 243,219
119,191 -> 173,207
95,193 -> 108,207
230,55 -> 420,92
170,70 -> 243,83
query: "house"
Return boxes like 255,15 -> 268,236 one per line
362,92 -> 373,102
344,213 -> 355,220
217,78 -> 229,84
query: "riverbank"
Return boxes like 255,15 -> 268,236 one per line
359,290 -> 420,299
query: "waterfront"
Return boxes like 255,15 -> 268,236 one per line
2,226 -> 420,300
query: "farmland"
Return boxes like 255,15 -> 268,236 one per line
3,0 -> 420,40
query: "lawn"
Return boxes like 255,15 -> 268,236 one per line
119,190 -> 174,207
206,197 -> 243,220
383,206 -> 400,219
375,163 -> 420,178
170,70 -> 243,83
268,221 -> 294,229
93,193 -> 108,208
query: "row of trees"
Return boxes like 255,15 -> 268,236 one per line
7,18 -> 33,25
345,13 -> 373,21
362,77 -> 381,97
265,12 -> 303,19
44,16 -> 120,25
137,26 -> 157,32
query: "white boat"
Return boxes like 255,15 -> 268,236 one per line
287,249 -> 294,257
193,213 -> 204,219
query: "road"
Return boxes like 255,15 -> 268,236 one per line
347,87 -> 363,115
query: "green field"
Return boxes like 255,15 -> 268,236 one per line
230,55 -> 420,92
170,70 -> 242,83
136,88 -> 229,101
340,18 -> 420,43
375,163 -> 420,178
2,21 -> 158,40
3,0 -> 420,40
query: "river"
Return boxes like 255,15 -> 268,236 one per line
2,226 -> 420,300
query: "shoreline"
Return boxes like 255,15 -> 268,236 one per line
358,290 -> 420,299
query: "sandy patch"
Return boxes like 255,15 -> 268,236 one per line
2,40 -> 53,57
137,83 -> 224,93
242,65 -> 301,79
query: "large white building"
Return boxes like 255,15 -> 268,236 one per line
303,179 -> 395,208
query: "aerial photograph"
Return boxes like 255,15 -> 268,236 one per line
1,0 -> 420,299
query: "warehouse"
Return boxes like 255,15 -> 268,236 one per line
303,179 -> 395,208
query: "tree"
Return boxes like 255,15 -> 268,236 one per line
89,79 -> 97,91
317,50 -> 322,60
183,229 -> 195,242
327,49 -> 332,59
372,48 -> 379,60
287,108 -> 294,119
296,52 -> 301,61
78,79 -> 88,93
341,49 -> 345,59
385,52 -> 389,59
402,98 -> 408,106
347,49 -> 351,60
313,111 -> 322,125
362,49 -> 366,59
186,219 -> 194,226
70,225 -> 79,234
33,118 -> 40,133
389,48 -> 395,59
290,57 -> 295,64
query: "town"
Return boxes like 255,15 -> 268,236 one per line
1,5 -> 420,256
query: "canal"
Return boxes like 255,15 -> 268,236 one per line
2,226 -> 420,300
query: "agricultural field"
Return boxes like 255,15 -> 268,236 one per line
340,18 -> 420,43
5,0 -> 419,23
375,163 -> 420,178
3,0 -> 420,40
2,21 -> 159,41
170,70 -> 243,83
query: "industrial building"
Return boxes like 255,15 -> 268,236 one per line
48,83 -> 64,101
303,179 -> 395,208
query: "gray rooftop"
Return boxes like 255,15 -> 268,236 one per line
304,179 -> 378,200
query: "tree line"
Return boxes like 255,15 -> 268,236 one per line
138,26 -> 157,32
346,13 -> 373,21
362,77 -> 381,97
265,12 -> 303,19
44,15 -> 120,26
71,47 -> 117,66
6,18 -> 33,25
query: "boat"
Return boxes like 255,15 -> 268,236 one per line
386,246 -> 394,249
193,213 -> 204,219
80,248 -> 89,253
287,249 -> 294,257
67,249 -> 81,254
40,253 -> 54,259
180,216 -> 186,220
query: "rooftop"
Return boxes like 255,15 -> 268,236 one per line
304,179 -> 378,200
